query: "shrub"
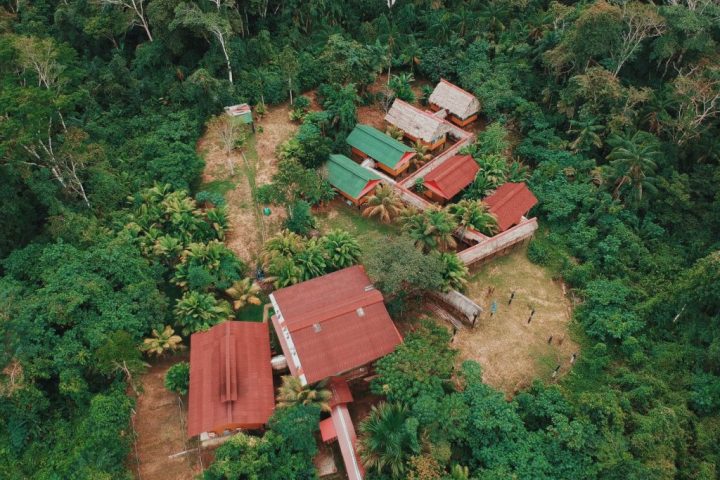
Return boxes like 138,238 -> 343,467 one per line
284,200 -> 316,235
165,362 -> 190,395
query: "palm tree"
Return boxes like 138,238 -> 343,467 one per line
606,131 -> 660,205
476,154 -> 507,187
567,115 -> 605,152
362,184 -> 405,224
410,141 -> 433,171
174,291 -> 232,336
225,278 -> 262,310
386,125 -> 404,141
358,402 -> 419,478
506,160 -> 530,183
262,230 -> 303,265
320,229 -> 361,270
436,252 -> 469,292
276,376 -> 332,413
463,173 -> 495,200
447,199 -> 498,236
403,209 -> 458,252
295,239 -> 328,281
142,326 -> 183,356
268,256 -> 303,288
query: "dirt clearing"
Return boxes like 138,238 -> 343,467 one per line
443,245 -> 579,396
197,105 -> 296,264
130,354 -> 203,480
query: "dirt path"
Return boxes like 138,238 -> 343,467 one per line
197,105 -> 296,264
441,245 -> 579,396
130,355 -> 202,480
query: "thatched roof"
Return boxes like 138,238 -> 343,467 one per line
385,99 -> 450,144
428,79 -> 480,120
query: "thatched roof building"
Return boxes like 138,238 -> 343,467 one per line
385,99 -> 450,150
428,79 -> 480,126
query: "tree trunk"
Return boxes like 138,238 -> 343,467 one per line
289,77 -> 293,105
217,34 -> 233,84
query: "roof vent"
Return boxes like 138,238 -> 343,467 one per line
313,323 -> 322,333
356,307 -> 365,317
364,285 -> 375,292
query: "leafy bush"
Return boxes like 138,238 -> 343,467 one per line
164,362 -> 190,396
283,200 -> 316,235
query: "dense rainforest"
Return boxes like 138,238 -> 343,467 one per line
0,0 -> 719,479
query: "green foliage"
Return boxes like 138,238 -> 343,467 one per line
435,252 -> 469,292
203,405 -> 320,480
402,209 -> 458,252
364,236 -> 445,298
389,73 -> 415,102
173,240 -> 247,291
173,291 -> 232,336
164,362 -> 190,396
358,402 -> 420,478
373,321 -> 456,404
284,200 -> 316,235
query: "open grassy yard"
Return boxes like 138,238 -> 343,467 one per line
315,200 -> 400,254
444,245 -> 579,396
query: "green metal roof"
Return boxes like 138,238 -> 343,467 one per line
346,124 -> 414,169
326,154 -> 380,199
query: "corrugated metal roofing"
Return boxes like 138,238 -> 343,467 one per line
347,124 -> 415,169
428,79 -> 481,120
270,266 -> 402,385
423,154 -> 479,200
484,182 -> 538,232
326,154 -> 381,200
385,99 -> 451,144
187,321 -> 275,437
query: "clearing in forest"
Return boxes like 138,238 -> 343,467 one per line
442,245 -> 579,396
130,355 -> 204,480
197,104 -> 296,264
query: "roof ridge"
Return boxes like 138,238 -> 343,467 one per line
330,154 -> 377,181
287,290 -> 384,332
394,99 -> 444,124
439,78 -> 475,100
353,124 -> 413,152
488,183 -> 525,211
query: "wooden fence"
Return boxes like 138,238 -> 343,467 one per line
458,217 -> 538,266
429,289 -> 483,327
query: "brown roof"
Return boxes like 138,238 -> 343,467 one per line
187,321 -> 275,437
270,266 -> 402,385
428,79 -> 480,120
484,182 -> 538,232
385,99 -> 451,143
423,154 -> 479,200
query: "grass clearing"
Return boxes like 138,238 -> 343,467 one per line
315,200 -> 401,253
444,244 -> 579,396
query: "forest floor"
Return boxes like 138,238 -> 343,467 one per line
130,354 -> 206,480
439,245 -> 579,397
197,105 -> 295,265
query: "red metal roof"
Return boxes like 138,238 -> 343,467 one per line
484,182 -> 538,232
270,266 -> 402,385
319,417 -> 337,443
423,154 -> 480,200
187,321 -> 275,437
328,377 -> 354,408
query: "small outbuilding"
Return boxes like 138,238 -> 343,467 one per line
187,321 -> 275,441
428,79 -> 480,127
224,103 -> 253,124
269,265 -> 402,386
422,154 -> 479,203
346,124 -> 416,177
325,154 -> 382,206
385,99 -> 450,151
484,182 -> 538,232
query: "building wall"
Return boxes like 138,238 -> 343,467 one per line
450,113 -> 478,127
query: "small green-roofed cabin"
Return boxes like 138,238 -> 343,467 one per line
346,124 -> 416,177
326,154 -> 382,205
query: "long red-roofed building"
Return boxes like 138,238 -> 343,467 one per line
423,154 -> 480,203
269,265 -> 402,386
187,321 -> 275,438
484,182 -> 538,232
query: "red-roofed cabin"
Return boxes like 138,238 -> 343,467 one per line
187,321 -> 275,440
484,182 -> 538,232
269,265 -> 402,386
423,154 -> 479,203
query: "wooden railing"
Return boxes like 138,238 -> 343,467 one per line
458,217 -> 538,266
